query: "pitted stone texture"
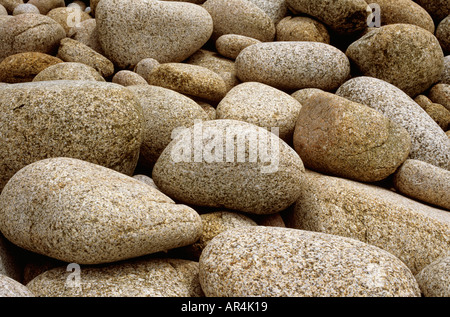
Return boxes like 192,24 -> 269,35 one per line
215,34 -> 261,60
293,90 -> 411,182
202,0 -> 275,42
251,212 -> 285,227
57,38 -> 115,78
26,257 -> 204,297
276,16 -> 330,43
47,7 -> 92,35
134,58 -> 160,82
394,159 -> 450,210
442,56 -> 450,85
414,95 -> 450,131
235,41 -> 350,92
32,62 -> 105,82
0,0 -> 22,13
0,157 -> 203,264
345,24 -> 444,97
146,63 -> 228,102
287,0 -> 370,33
415,256 -> 450,297
413,0 -> 449,22
152,119 -> 305,215
0,13 -> 65,62
246,0 -> 287,24
0,52 -> 63,83
0,80 -> 143,192
216,81 -> 302,141
428,83 -> 450,112
13,3 -> 39,15
27,0 -> 65,14
199,226 -> 420,297
284,170 -> 450,275
133,174 -> 158,189
112,70 -> 147,86
68,19 -> 104,54
96,0 -> 213,69
0,274 -> 34,297
336,76 -> 450,171
127,84 -> 209,167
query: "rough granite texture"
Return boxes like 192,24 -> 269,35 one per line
428,83 -> 450,112
202,0 -> 275,42
47,6 -> 91,35
13,3 -> 40,15
215,34 -> 261,60
132,174 -> 159,189
246,0 -> 287,24
112,70 -> 147,86
27,0 -> 65,14
133,58 -> 160,82
413,0 -> 450,22
199,226 -> 421,297
0,157 -> 203,264
336,76 -> 450,171
394,159 -> 450,210
216,81 -> 302,141
284,170 -> 450,275
32,62 -> 105,82
235,41 -> 351,92
441,56 -> 450,85
276,16 -> 330,44
0,274 -> 34,297
152,119 -> 305,214
0,0 -> 22,13
67,18 -> 104,54
26,257 -> 204,297
414,95 -> 450,131
0,4 -> 6,14
293,90 -> 411,182
96,0 -> 213,68
345,24 -> 444,97
0,80 -> 143,191
415,256 -> 450,297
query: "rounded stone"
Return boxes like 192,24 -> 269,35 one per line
442,55 -> 450,85
132,174 -> 158,189
0,274 -> 34,297
27,0 -> 65,15
345,24 -> 444,97
215,34 -> 261,60
286,0 -> 370,33
112,70 -> 147,86
414,95 -> 450,131
0,13 -> 65,62
276,16 -> 330,43
126,84 -> 209,167
0,52 -> 63,83
26,257 -> 204,297
428,83 -> 450,112
0,157 -> 202,264
96,0 -> 213,69
152,119 -> 305,215
146,63 -> 228,102
199,226 -> 421,297
57,38 -> 115,78
235,41 -> 351,92
12,3 -> 40,15
336,76 -> 450,171
394,159 -> 450,210
413,0 -> 449,22
32,62 -> 105,82
0,80 -> 143,191
293,90 -> 411,182
133,58 -> 160,82
47,7 -> 92,36
0,4 -> 6,14
67,18 -> 104,54
0,0 -> 22,13
216,81 -> 303,141
246,0 -> 287,24
202,0 -> 275,42
415,256 -> 450,297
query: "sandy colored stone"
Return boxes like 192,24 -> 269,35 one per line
413,0 -> 450,22
284,170 -> 450,275
96,0 -> 213,68
442,55 -> 450,85
68,18 -> 104,54
133,58 -> 160,82
0,80 -> 143,191
0,0 -> 22,13
13,3 -> 39,15
152,119 -> 305,215
57,38 -> 114,78
127,84 -> 208,167
132,174 -> 158,189
0,52 -> 63,83
197,101 -> 216,120
21,252 -> 64,285
199,226 -> 420,297
394,159 -> 450,210
112,70 -> 147,86
202,0 -> 275,42
346,24 -> 444,97
336,76 -> 450,171
293,90 -> 411,182
0,233 -> 24,282
0,157 -> 202,264
276,16 -> 330,43
146,63 -> 228,102
428,83 -> 450,112
251,212 -> 286,227
0,4 -> 6,14
365,0 -> 435,33
0,274 -> 34,297
246,0 -> 287,24
0,13 -> 65,62
215,34 -> 261,60
32,62 -> 105,82
235,41 -> 351,92
414,95 -> 450,131
216,81 -> 302,141
27,0 -> 65,14
26,257 -> 204,297
415,256 -> 450,297
47,7 -> 92,36
287,0 -> 370,33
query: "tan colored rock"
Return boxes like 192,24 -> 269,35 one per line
68,18 -> 104,54
0,157 -> 202,264
0,0 -> 22,13
251,213 -> 285,227
414,95 -> 450,131
215,34 -> 261,60
413,0 -> 449,22
346,24 -> 444,97
0,233 -> 24,281
0,80 -> 143,191
32,62 -> 105,82
112,70 -> 147,86
284,170 -> 450,275
246,0 -> 287,24
436,17 -> 449,53
13,3 -> 39,15
57,38 -> 114,78
0,4 -> 7,14
276,16 -> 330,43
0,52 -> 63,83
27,0 -> 65,15
0,274 -> 34,297
133,58 -> 160,82
415,256 -> 450,297
47,7 -> 92,36
394,159 -> 450,210
199,226 -> 421,297
428,83 -> 450,112
197,101 -> 216,120
132,174 -> 158,189
441,55 -> 450,85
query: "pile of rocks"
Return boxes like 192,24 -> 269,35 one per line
0,0 -> 449,297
